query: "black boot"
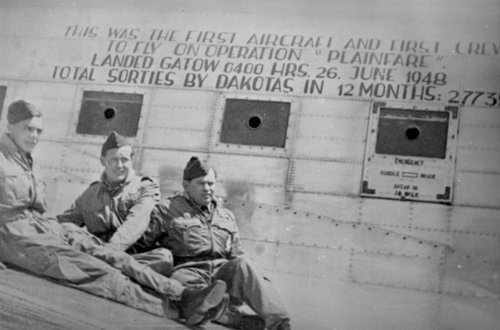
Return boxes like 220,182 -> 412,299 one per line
213,307 -> 265,330
206,293 -> 230,322
276,318 -> 291,330
240,314 -> 266,330
178,280 -> 227,325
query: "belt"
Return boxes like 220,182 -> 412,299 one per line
173,253 -> 225,266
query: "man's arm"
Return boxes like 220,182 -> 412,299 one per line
226,209 -> 245,259
107,177 -> 160,251
57,181 -> 103,226
56,196 -> 85,226
138,199 -> 172,248
0,155 -> 47,217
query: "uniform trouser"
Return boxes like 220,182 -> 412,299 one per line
0,214 -> 184,316
170,257 -> 289,330
132,248 -> 173,276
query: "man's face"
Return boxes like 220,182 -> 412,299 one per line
183,168 -> 216,206
100,145 -> 133,183
9,116 -> 44,154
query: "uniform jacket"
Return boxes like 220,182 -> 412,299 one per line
0,133 -> 46,222
57,171 -> 160,252
143,194 -> 244,265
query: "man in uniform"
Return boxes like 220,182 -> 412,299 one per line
57,131 -> 172,276
143,156 -> 292,330
0,100 -> 226,325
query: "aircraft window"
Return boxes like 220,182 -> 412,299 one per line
247,115 -> 262,129
0,86 -> 6,122
375,108 -> 449,159
103,107 -> 116,120
220,98 -> 290,148
405,126 -> 420,140
76,91 -> 143,137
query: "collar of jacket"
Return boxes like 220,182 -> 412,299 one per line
100,169 -> 136,195
183,192 -> 217,213
0,133 -> 33,170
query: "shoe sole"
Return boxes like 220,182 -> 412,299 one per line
209,294 -> 230,321
241,315 -> 266,330
185,280 -> 227,325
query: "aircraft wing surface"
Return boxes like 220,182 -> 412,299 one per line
0,265 -> 227,330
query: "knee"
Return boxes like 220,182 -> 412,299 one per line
152,248 -> 173,260
214,257 -> 261,286
229,257 -> 257,275
147,248 -> 173,275
171,268 -> 207,288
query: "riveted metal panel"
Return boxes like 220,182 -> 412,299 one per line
59,143 -> 102,175
272,273 -> 321,317
210,153 -> 289,188
454,172 -> 500,207
220,98 -> 291,148
274,245 -> 350,278
292,159 -> 363,195
141,148 -> 194,194
292,193 -> 360,224
36,140 -> 66,216
458,107 -> 500,151
410,203 -> 450,231
47,176 -> 105,216
362,103 -> 459,203
143,90 -> 214,150
456,148 -> 500,175
360,197 -> 411,227
243,203 -> 441,258
455,106 -> 500,195
294,98 -> 369,161
76,91 -> 143,137
309,279 -> 440,330
439,295 -> 500,330
294,115 -> 367,161
223,184 -> 286,207
442,234 -> 500,298
40,142 -> 102,216
240,240 -> 279,271
450,206 -> 500,234
352,252 -> 442,292
361,198 -> 452,245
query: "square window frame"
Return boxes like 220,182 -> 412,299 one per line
75,90 -> 144,138
220,98 -> 291,148
211,94 -> 297,158
361,102 -> 459,204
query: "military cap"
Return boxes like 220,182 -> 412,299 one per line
7,100 -> 42,124
101,131 -> 131,156
183,156 -> 216,181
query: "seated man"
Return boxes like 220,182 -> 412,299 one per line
57,131 -> 172,276
0,100 -> 225,325
142,156 -> 292,330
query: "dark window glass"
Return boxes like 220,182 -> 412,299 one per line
77,91 -> 143,137
220,98 -> 290,148
375,108 -> 449,159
